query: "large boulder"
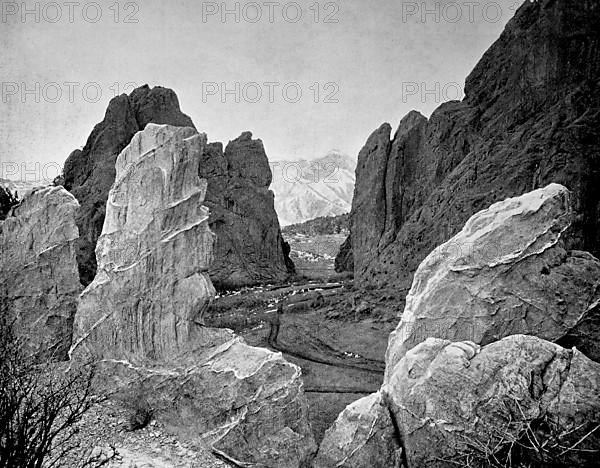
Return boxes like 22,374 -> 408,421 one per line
337,0 -> 600,291
71,124 -> 316,467
387,184 -> 600,370
0,186 -> 81,359
313,391 -> 402,468
63,85 -> 293,289
198,132 -> 294,289
384,336 -> 600,468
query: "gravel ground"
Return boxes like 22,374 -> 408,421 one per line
59,398 -> 230,468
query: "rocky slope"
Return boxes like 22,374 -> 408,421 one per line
0,186 -> 82,359
63,85 -> 292,289
271,151 -> 355,226
70,125 -> 316,467
337,0 -> 600,289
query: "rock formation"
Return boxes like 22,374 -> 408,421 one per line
71,124 -> 214,360
385,335 -> 600,468
198,132 -> 294,289
0,186 -> 81,359
71,124 -> 316,467
387,184 -> 600,369
63,85 -> 196,286
319,186 -> 600,467
63,85 -> 293,289
314,391 -> 402,468
337,0 -> 600,291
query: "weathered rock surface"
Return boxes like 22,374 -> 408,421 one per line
71,124 -> 316,467
384,336 -> 600,468
334,233 -> 353,273
387,184 -> 600,369
63,85 -> 293,289
71,124 -> 214,361
198,132 -> 294,289
104,337 -> 316,468
337,0 -> 600,292
0,186 -> 81,358
63,85 -> 196,286
313,391 -> 402,468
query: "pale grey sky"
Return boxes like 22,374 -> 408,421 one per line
0,0 -> 522,181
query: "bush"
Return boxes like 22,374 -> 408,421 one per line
0,315 -> 100,468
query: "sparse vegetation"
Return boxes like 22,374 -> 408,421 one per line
441,397 -> 600,468
282,214 -> 349,237
0,314 -> 101,468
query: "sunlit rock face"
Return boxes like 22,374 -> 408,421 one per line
71,124 -> 317,467
63,85 -> 196,286
72,124 -> 215,361
384,336 -> 600,468
386,184 -> 600,372
0,186 -> 82,359
313,391 -> 402,468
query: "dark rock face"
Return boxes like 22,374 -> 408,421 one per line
337,0 -> 600,289
198,132 -> 294,289
63,86 -> 293,288
63,85 -> 195,285
333,233 -> 353,273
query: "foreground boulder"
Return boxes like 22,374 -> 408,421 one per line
198,132 -> 294,289
386,184 -> 600,370
314,391 -> 402,468
63,85 -> 293,289
71,124 -> 316,467
0,186 -> 81,359
384,336 -> 600,468
387,184 -> 600,366
337,0 -> 600,291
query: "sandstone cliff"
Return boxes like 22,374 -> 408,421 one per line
337,0 -> 600,290
0,186 -> 81,359
63,85 -> 293,289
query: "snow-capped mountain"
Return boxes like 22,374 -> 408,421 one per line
271,150 -> 355,226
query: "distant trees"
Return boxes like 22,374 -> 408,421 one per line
0,306 -> 100,468
283,214 -> 349,237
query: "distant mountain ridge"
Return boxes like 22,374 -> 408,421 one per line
271,150 -> 355,226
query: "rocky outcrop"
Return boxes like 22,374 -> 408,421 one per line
63,85 -> 293,289
320,185 -> 600,467
314,391 -> 402,468
387,184 -> 600,370
63,85 -> 195,286
0,186 -> 81,359
384,336 -> 600,468
71,125 -> 316,467
71,124 -> 214,360
334,232 -> 353,273
198,132 -> 294,289
337,0 -> 600,291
